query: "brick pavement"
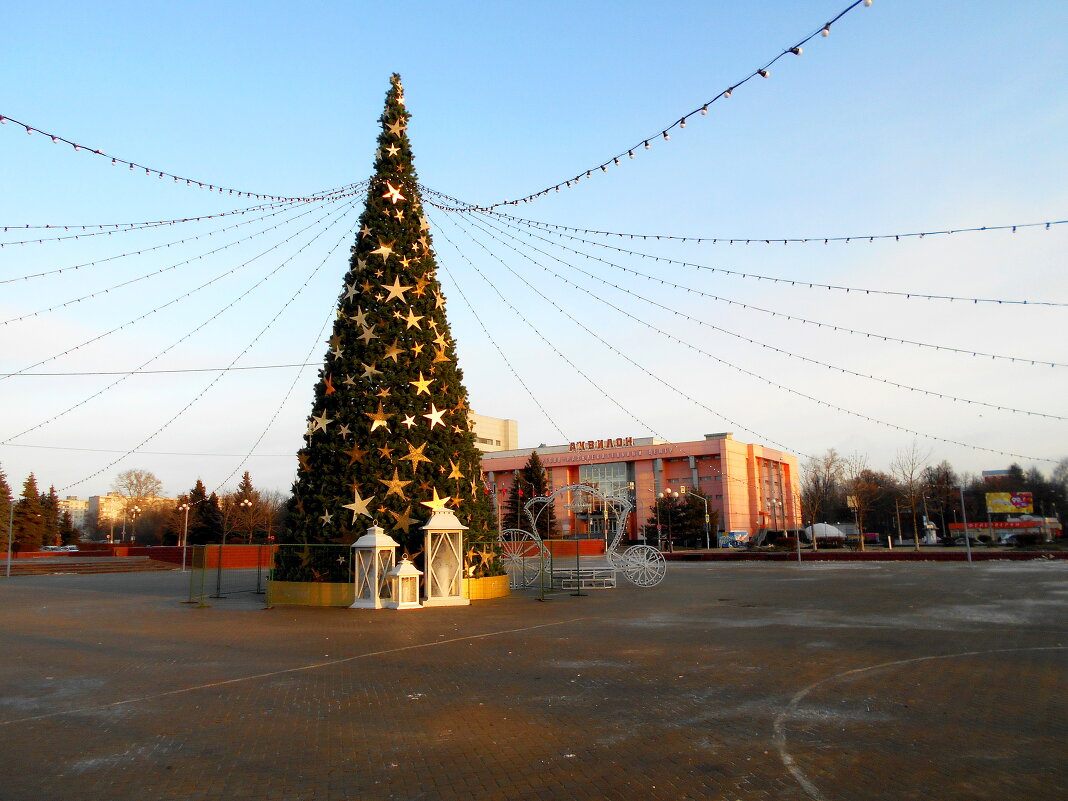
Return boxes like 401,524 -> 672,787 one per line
0,561 -> 1064,800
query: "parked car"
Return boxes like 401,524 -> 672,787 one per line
949,536 -> 982,547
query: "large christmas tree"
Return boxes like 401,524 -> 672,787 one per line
281,74 -> 498,581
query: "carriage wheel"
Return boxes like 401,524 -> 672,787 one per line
499,529 -> 545,588
620,545 -> 666,587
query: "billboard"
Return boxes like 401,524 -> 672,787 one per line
985,492 -> 1033,514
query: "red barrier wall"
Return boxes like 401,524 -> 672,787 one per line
194,545 -> 278,569
544,539 -> 606,557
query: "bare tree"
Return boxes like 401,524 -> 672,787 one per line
891,441 -> 930,551
801,449 -> 844,551
112,469 -> 164,541
844,452 -> 880,552
922,460 -> 958,540
260,489 -> 288,543
1053,457 -> 1068,493
113,468 -> 164,500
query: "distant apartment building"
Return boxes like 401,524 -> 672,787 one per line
57,496 -> 89,531
87,492 -> 176,541
469,413 -> 518,453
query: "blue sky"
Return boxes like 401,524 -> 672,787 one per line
1,0 -> 1066,498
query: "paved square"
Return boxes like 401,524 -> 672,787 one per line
1,561 -> 1065,800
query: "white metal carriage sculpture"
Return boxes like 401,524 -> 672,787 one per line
498,483 -> 666,590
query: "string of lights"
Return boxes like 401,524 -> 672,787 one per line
207,322 -> 333,491
428,209 -> 664,440
447,1 -> 875,209
418,191 -> 1068,308
469,207 -> 1068,248
0,112 -> 347,202
54,213 -> 360,493
1,442 -> 296,458
427,210 -> 570,442
208,232 -> 359,494
3,202 -> 359,446
0,363 -> 322,377
1,200 -> 358,383
466,211 -> 1066,420
440,209 -> 797,453
451,209 -> 1055,464
465,205 -> 1067,369
1,196 -> 358,325
1,184 -> 365,286
0,183 -> 359,247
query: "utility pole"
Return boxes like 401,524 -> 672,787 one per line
958,486 -> 972,565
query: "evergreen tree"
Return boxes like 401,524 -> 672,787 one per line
185,480 -> 224,544
40,485 -> 60,547
503,472 -> 526,531
13,473 -> 45,552
59,510 -> 78,545
503,452 -> 555,537
202,492 -> 225,543
0,465 -> 12,554
283,74 -> 498,579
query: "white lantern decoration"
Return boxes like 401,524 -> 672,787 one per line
385,557 -> 423,610
422,509 -> 470,607
349,524 -> 399,610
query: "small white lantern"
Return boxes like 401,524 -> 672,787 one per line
422,509 -> 470,607
350,524 -> 400,610
385,557 -> 423,610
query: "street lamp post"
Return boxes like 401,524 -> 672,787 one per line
958,486 -> 973,565
129,505 -> 142,544
178,502 -> 191,572
238,498 -> 253,543
655,492 -> 664,551
679,485 -> 712,550
662,489 -> 682,552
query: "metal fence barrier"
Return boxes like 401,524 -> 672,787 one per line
185,544 -> 354,607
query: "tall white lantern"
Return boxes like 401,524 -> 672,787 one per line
422,509 -> 470,607
350,524 -> 399,610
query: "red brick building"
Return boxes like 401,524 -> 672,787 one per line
481,432 -> 800,544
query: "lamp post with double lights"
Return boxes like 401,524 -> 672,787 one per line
679,485 -> 712,549
660,490 -> 678,553
178,502 -> 191,572
238,498 -> 253,543
128,505 -> 142,544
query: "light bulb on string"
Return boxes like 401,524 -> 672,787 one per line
822,25 -> 831,36
628,150 -> 634,158
701,105 -> 708,115
679,118 -> 686,128
759,69 -> 770,78
724,89 -> 732,98
864,0 -> 872,6
791,46 -> 803,55
644,140 -> 650,149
